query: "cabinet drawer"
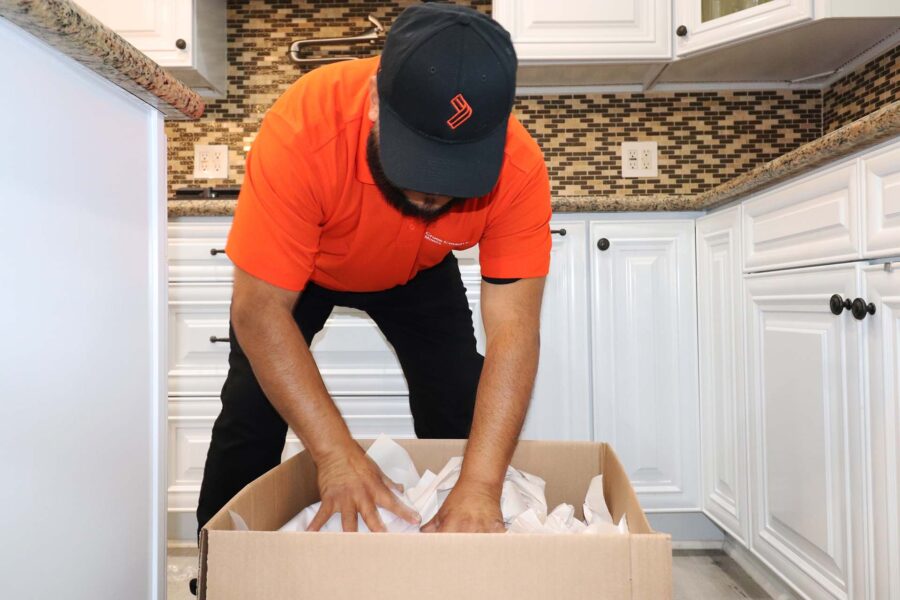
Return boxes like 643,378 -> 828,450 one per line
862,140 -> 900,259
743,161 -> 861,272
167,219 -> 233,282
167,398 -> 415,511
168,283 -> 233,397
167,282 -> 414,397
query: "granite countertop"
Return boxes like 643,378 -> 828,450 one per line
169,98 -> 900,218
0,0 -> 204,119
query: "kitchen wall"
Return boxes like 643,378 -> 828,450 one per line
165,0 -> 893,198
823,41 -> 900,133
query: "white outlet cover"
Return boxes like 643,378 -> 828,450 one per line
621,141 -> 658,178
193,144 -> 229,179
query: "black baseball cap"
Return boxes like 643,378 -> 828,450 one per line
376,2 -> 517,199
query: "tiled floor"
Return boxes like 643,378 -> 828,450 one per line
168,547 -> 773,600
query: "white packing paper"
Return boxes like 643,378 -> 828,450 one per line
277,435 -> 627,535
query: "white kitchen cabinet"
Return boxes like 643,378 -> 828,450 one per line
743,159 -> 861,273
862,263 -> 900,600
862,139 -> 900,260
674,0 -> 812,56
492,0 -> 671,61
745,264 -> 868,600
590,219 -> 700,511
73,0 -> 226,95
520,219 -> 592,441
696,206 -> 750,544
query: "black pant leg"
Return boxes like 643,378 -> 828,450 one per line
195,284 -> 334,535
365,254 -> 484,439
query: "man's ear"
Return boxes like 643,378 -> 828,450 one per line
368,75 -> 379,122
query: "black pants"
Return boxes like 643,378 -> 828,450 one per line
195,253 -> 483,533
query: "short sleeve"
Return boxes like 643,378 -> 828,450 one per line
478,159 -> 552,279
225,111 -> 323,291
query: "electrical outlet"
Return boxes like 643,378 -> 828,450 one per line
193,144 -> 229,179
621,141 -> 658,178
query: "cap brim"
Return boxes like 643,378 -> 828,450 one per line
378,103 -> 507,199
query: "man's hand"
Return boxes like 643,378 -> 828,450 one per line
420,480 -> 505,533
307,444 -> 421,533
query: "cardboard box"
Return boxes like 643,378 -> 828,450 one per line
199,439 -> 672,599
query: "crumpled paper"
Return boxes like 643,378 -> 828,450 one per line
277,434 -> 628,535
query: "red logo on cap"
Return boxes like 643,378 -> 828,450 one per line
446,94 -> 473,130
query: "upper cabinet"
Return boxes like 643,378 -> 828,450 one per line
73,0 -> 226,97
492,0 -> 671,61
494,1 -> 900,87
673,0 -> 812,56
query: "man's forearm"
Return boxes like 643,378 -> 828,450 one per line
458,325 -> 540,494
232,302 -> 355,462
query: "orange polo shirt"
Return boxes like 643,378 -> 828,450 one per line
226,56 -> 551,293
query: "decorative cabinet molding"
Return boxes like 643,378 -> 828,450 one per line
745,264 -> 867,600
492,0 -> 671,61
696,206 -> 750,544
743,160 -> 861,273
862,139 -> 900,259
589,219 -> 700,511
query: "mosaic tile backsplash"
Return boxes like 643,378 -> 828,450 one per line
165,0 -> 895,198
824,42 -> 900,133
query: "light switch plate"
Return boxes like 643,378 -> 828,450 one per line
621,141 -> 658,178
193,144 -> 229,179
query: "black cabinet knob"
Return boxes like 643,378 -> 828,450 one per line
676,25 -> 688,37
175,38 -> 187,50
210,248 -> 226,256
209,336 -> 231,343
551,228 -> 567,236
851,298 -> 876,320
829,294 -> 851,315
597,238 -> 610,251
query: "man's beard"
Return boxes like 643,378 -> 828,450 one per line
366,131 -> 463,223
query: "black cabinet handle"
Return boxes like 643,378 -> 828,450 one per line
209,336 -> 231,344
851,298 -> 876,320
210,248 -> 226,256
175,38 -> 187,50
551,228 -> 567,236
676,25 -> 688,37
830,294 -> 852,315
597,238 -> 610,251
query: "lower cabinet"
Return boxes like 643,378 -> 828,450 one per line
745,264 -> 868,600
862,262 -> 900,600
520,218 -> 592,441
696,206 -> 750,544
589,218 -> 700,511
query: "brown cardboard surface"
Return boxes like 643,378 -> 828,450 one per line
207,531 -> 634,600
199,440 -> 672,600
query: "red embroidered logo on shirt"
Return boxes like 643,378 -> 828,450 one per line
446,94 -> 473,130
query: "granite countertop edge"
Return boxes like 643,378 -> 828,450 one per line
0,0 -> 204,120
169,99 -> 900,218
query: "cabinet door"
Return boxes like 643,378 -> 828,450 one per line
862,139 -> 900,259
745,264 -> 867,600
674,0 -> 812,56
590,219 -> 700,510
521,220 -> 592,441
696,207 -> 750,543
492,0 -> 671,61
73,0 -> 192,66
862,263 -> 900,600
